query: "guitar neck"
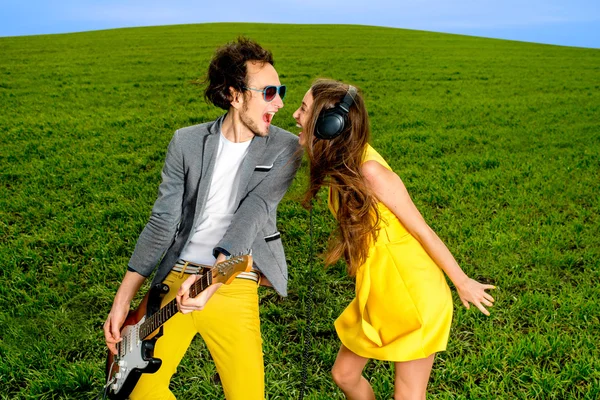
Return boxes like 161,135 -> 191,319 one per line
138,272 -> 213,340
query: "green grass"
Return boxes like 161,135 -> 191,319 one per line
1,22 -> 599,399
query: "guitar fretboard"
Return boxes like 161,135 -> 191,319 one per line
138,272 -> 212,339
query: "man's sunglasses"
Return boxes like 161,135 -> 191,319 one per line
244,85 -> 287,102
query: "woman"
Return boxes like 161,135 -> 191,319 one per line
292,79 -> 495,400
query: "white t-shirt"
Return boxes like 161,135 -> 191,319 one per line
178,132 -> 252,265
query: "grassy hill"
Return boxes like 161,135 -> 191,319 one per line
0,23 -> 599,399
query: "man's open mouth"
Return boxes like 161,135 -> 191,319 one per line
263,112 -> 275,124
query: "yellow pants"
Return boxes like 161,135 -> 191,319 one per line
129,271 -> 264,400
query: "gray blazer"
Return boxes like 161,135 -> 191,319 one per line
128,115 -> 301,296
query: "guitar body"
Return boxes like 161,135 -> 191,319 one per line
105,284 -> 167,400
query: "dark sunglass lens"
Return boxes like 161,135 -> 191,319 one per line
264,86 -> 277,102
279,85 -> 287,100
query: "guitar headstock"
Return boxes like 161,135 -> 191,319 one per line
211,254 -> 253,285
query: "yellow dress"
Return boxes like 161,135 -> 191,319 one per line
330,145 -> 453,362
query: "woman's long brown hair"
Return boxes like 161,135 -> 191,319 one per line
303,79 -> 380,276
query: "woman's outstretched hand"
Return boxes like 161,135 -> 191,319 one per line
456,278 -> 496,316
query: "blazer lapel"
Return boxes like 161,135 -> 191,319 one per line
234,135 -> 267,205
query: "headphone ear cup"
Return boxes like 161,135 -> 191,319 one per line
315,108 -> 346,140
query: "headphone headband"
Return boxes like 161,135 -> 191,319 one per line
338,85 -> 357,113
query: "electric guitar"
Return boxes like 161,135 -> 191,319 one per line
104,255 -> 253,399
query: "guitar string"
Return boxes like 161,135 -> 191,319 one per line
140,272 -> 211,338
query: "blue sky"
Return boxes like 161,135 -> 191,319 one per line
1,0 -> 598,48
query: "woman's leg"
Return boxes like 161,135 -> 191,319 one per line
331,344 -> 375,400
393,354 -> 435,400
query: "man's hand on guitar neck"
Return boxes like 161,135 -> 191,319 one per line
104,270 -> 146,355
176,253 -> 226,314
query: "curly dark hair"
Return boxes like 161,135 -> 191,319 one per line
203,37 -> 274,110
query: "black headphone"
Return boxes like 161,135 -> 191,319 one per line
314,85 -> 357,140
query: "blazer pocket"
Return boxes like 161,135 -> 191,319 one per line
264,232 -> 281,242
264,232 -> 286,275
254,164 -> 273,172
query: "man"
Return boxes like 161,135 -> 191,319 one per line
103,37 -> 300,400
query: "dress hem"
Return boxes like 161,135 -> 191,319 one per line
336,332 -> 448,363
